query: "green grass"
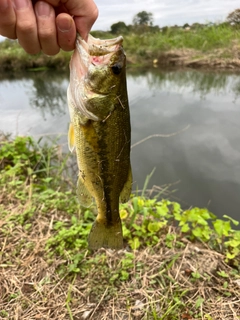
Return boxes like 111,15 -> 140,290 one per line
0,39 -> 71,71
158,24 -> 237,51
0,134 -> 240,319
124,25 -> 240,62
1,24 -> 240,70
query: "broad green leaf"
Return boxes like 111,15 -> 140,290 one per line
129,237 -> 140,250
181,223 -> 190,233
147,221 -> 162,233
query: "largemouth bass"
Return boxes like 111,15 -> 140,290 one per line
67,34 -> 132,250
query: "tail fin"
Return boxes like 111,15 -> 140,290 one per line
88,220 -> 123,250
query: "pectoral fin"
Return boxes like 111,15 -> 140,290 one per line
68,122 -> 75,152
120,165 -> 132,203
76,177 -> 93,207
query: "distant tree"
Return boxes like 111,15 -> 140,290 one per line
128,24 -> 134,31
133,11 -> 153,26
161,26 -> 169,34
227,8 -> 240,25
183,23 -> 190,29
110,21 -> 128,34
149,25 -> 160,33
191,22 -> 203,29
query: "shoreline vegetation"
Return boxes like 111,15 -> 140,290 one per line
0,24 -> 240,72
1,19 -> 240,319
0,134 -> 240,319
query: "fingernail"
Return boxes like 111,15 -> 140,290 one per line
13,0 -> 29,10
57,18 -> 72,32
35,1 -> 51,17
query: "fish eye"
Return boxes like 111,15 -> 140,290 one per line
111,64 -> 122,75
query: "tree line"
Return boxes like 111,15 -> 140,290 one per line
110,11 -> 159,35
110,9 -> 240,35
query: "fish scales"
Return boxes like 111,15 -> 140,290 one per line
67,34 -> 132,250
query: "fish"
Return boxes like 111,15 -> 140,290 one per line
67,34 -> 132,250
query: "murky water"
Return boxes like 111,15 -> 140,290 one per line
1,68 -> 240,224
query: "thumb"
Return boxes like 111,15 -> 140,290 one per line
45,0 -> 98,39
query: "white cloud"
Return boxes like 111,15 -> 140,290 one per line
93,0 -> 240,30
0,0 -> 238,41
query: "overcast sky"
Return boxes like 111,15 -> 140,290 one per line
0,0 -> 239,42
93,0 -> 239,30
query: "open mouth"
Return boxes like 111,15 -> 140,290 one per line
68,34 -> 126,122
76,34 -> 123,57
75,34 -> 124,68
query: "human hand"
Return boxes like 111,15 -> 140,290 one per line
0,0 -> 98,55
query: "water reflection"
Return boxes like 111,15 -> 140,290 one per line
128,67 -> 240,100
29,73 -> 67,118
127,69 -> 240,225
0,68 -> 240,224
2,68 -> 240,113
0,70 -> 69,117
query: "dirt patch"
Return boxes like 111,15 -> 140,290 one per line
153,48 -> 240,70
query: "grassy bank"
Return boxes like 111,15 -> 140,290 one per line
0,39 -> 71,72
0,134 -> 240,319
1,24 -> 240,71
123,24 -> 240,69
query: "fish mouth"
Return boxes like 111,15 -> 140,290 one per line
68,34 -> 124,121
76,33 -> 123,57
75,34 -> 123,69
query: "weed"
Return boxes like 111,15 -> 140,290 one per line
0,310 -> 9,318
0,135 -> 240,319
1,24 -> 240,71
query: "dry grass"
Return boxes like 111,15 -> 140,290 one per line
1,202 -> 240,319
154,45 -> 240,70
1,26 -> 240,71
0,134 -> 239,319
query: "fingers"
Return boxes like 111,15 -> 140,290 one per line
0,0 -> 17,39
45,0 -> 98,40
0,0 -> 99,55
56,13 -> 76,51
35,1 -> 59,55
71,0 -> 98,40
13,0 -> 41,54
74,12 -> 98,41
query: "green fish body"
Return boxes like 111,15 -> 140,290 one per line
67,34 -> 132,250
